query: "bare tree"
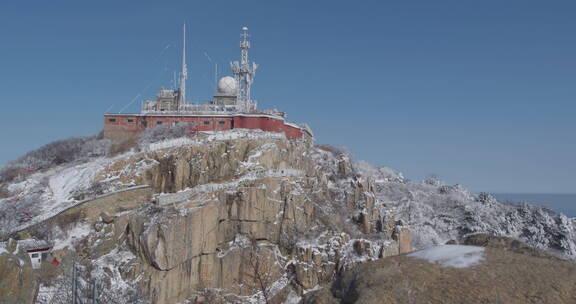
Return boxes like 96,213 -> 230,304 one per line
242,237 -> 277,304
137,122 -> 197,147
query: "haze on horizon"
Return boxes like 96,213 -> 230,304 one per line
0,1 -> 574,194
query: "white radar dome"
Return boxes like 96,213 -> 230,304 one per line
217,76 -> 237,95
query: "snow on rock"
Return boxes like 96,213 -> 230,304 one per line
240,142 -> 278,168
0,149 -> 144,235
144,129 -> 285,152
203,129 -> 285,141
52,222 -> 91,251
284,290 -> 302,304
91,245 -> 138,293
408,245 -> 485,268
36,278 -> 70,304
48,159 -> 108,203
146,137 -> 196,152
157,169 -> 304,206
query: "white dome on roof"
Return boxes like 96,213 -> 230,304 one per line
217,76 -> 237,95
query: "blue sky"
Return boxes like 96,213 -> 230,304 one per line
0,1 -> 574,193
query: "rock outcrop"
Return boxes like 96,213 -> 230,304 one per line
48,132 -> 408,303
0,246 -> 38,304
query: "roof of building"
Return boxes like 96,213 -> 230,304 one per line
0,239 -> 52,252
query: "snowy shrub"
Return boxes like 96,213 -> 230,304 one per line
438,185 -> 453,194
0,198 -> 41,235
477,192 -> 496,204
316,144 -> 349,157
80,136 -> 111,157
423,174 -> 442,186
109,137 -> 137,156
0,134 -> 111,183
353,160 -> 404,182
137,122 -> 196,147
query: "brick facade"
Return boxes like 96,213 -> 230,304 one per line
103,113 -> 309,141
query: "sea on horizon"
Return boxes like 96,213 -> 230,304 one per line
491,193 -> 576,218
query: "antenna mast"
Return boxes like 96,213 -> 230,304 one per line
179,23 -> 188,111
215,63 -> 218,90
231,26 -> 258,103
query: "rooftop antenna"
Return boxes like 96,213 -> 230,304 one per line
215,63 -> 218,90
179,23 -> 188,110
231,26 -> 258,103
172,71 -> 177,89
204,51 -> 218,91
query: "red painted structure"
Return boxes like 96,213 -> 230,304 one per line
103,113 -> 311,141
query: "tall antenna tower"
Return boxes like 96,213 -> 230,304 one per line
231,26 -> 258,102
179,23 -> 188,110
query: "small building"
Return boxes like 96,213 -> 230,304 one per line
0,239 -> 53,269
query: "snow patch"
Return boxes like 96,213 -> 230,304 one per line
52,223 -> 91,251
144,129 -> 285,152
284,290 -> 302,304
408,245 -> 485,268
157,169 -> 303,206
48,161 -> 105,203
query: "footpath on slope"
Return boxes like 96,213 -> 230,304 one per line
2,185 -> 150,238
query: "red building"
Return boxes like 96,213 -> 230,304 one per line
103,26 -> 311,142
103,112 -> 311,141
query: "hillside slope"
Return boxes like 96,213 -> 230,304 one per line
0,129 -> 575,303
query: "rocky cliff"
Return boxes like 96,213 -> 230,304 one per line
1,129 -> 575,304
0,130 -> 408,303
106,133 -> 407,303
